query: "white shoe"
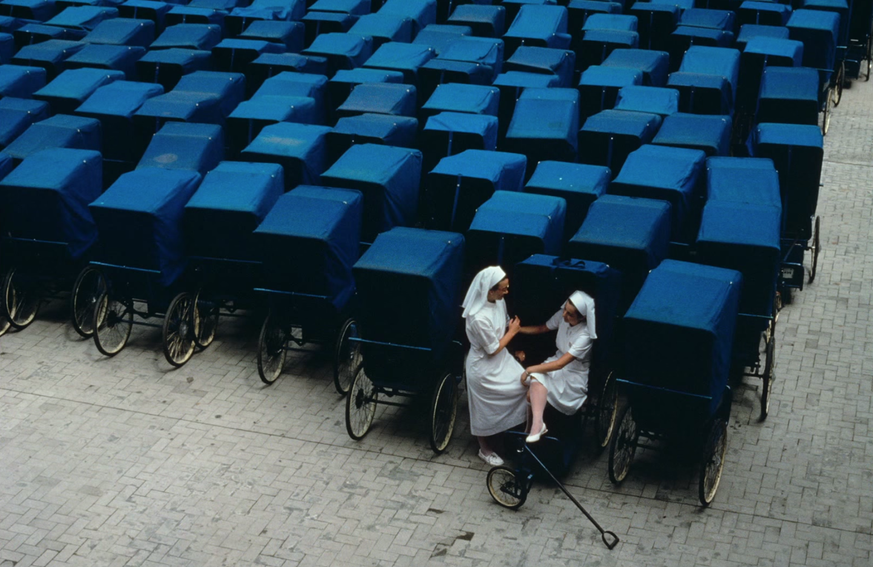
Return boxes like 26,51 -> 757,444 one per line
526,423 -> 548,444
478,450 -> 504,467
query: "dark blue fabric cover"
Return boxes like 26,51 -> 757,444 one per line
254,72 -> 327,123
136,121 -> 223,174
614,85 -> 678,115
524,160 -> 609,239
34,68 -> 124,112
758,66 -> 819,104
787,9 -> 839,70
254,186 -> 362,311
602,48 -> 669,86
151,23 -> 221,50
583,13 -> 638,31
0,153 -> 12,181
610,144 -> 706,233
802,0 -> 849,45
320,143 -> 422,241
669,26 -> 734,48
0,0 -> 55,21
89,167 -> 202,286
183,161 -> 283,261
578,65 -> 643,88
45,6 -> 118,32
379,0 -> 436,34
578,109 -> 662,173
229,0 -> 306,23
136,48 -> 212,87
678,46 -> 740,99
468,191 -> 567,258
652,113 -> 731,156
353,226 -> 465,369
348,13 -> 413,44
237,21 -> 305,53
505,87 -> 579,161
2,114 -> 101,161
504,5 -> 571,50
331,113 -> 418,147
446,4 -> 505,37
241,122 -> 332,189
706,157 -> 782,208
0,32 -> 12,63
119,1 -> 173,34
412,23 -> 471,55
336,82 -> 417,117
303,32 -> 374,71
736,23 -> 790,46
12,40 -> 86,79
622,259 -> 741,413
430,149 -> 527,193
423,112 -> 498,151
581,108 -> 662,138
422,83 -> 500,116
135,70 -> 245,127
679,8 -> 735,30
502,46 -> 575,87
0,148 -> 101,259
667,72 -> 734,115
437,36 -> 504,72
0,97 -> 51,148
85,17 -> 155,46
363,41 -> 436,82
492,70 -> 561,90
743,37 -> 804,66
166,6 -> 227,28
309,0 -> 370,15
65,44 -> 146,79
739,2 -> 792,27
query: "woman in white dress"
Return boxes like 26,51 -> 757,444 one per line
518,291 -> 597,443
463,266 -> 530,466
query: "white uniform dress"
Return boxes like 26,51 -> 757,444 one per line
465,299 -> 529,437
541,308 -> 594,415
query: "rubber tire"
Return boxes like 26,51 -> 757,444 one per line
808,216 -> 821,284
333,318 -> 361,395
0,316 -> 9,337
162,293 -> 196,368
71,266 -> 105,338
93,292 -> 132,357
760,335 -> 775,422
193,288 -> 218,349
257,311 -> 287,385
3,268 -> 40,329
595,371 -> 619,449
346,365 -> 377,441
832,61 -> 844,107
822,86 -> 831,136
487,466 -> 527,510
698,419 -> 728,506
608,404 -> 638,484
429,372 -> 458,454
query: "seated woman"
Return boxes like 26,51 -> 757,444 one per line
463,266 -> 530,466
518,291 -> 597,443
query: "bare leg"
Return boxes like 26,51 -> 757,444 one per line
529,380 -> 547,435
477,435 -> 497,456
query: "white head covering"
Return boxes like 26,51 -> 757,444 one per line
462,266 -> 506,319
567,290 -> 597,339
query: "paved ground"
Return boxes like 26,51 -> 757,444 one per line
2,78 -> 873,567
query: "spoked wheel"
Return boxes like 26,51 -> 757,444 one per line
193,288 -> 218,349
162,293 -> 196,367
608,404 -> 638,484
808,216 -> 821,284
486,466 -> 528,510
866,37 -> 872,81
698,418 -> 728,506
333,317 -> 361,395
832,61 -> 844,107
257,310 -> 287,385
346,365 -> 377,440
93,292 -> 133,356
0,315 -> 9,337
821,86 -> 832,135
3,268 -> 41,330
429,372 -> 458,454
595,371 -> 619,449
71,266 -> 106,338
760,334 -> 776,422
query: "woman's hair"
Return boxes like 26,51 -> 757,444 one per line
490,276 -> 508,292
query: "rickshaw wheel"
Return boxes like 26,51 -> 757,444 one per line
193,288 -> 218,349
832,62 -> 844,107
821,88 -> 831,136
0,315 -> 9,337
93,292 -> 132,356
760,336 -> 776,421
3,268 -> 40,329
333,318 -> 361,395
71,266 -> 106,338
698,419 -> 728,506
595,371 -> 619,449
487,466 -> 527,510
608,405 -> 638,484
346,365 -> 377,440
808,216 -> 821,284
429,371 -> 458,454
257,311 -> 287,385
162,293 -> 196,367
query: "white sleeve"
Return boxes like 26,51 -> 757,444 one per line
545,309 -> 563,331
567,334 -> 593,361
467,315 -> 501,355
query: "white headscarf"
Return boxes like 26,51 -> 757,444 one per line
568,290 -> 597,339
462,266 -> 506,319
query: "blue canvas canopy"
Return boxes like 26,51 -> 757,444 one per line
787,9 -> 839,70
412,23 -> 470,55
503,4 -> 571,54
65,43 -> 146,79
13,23 -> 70,48
118,1 -> 173,35
227,96 -> 319,155
0,65 -> 46,98
756,66 -> 820,126
426,149 -> 526,231
183,161 -> 283,261
227,0 -> 305,37
628,1 -> 679,51
0,97 -> 50,149
33,67 -> 124,114
165,6 -> 227,29
135,47 -> 212,91
583,13 -> 638,32
12,39 -> 87,80
577,65 -> 643,118
302,32 -> 373,76
353,227 -> 464,374
379,0 -> 436,35
326,67 -> 404,113
327,113 -> 417,162
743,37 -> 804,67
85,17 -> 155,46
679,8 -> 735,30
0,153 -> 12,180
133,70 -> 245,131
253,72 -> 327,124
320,143 -> 422,242
335,81 -> 417,118
614,84 -> 679,116
90,166 -> 202,287
738,1 -> 792,27
622,259 -> 741,413
44,6 -> 119,36
667,72 -> 734,116
706,156 -> 783,238
240,122 -> 332,190
0,148 -> 101,259
150,23 -> 221,50
504,87 -> 579,169
309,0 -> 370,15
247,53 -> 329,89
2,113 -> 101,163
748,122 -> 823,239
237,20 -> 305,53
212,38 -> 284,75
578,108 -> 662,175
363,41 -> 436,83
611,144 -> 706,238
802,0 -> 849,45
524,161 -> 609,239
601,48 -> 669,86
136,121 -> 223,174
735,23 -> 790,51
568,1 -> 623,32
446,4 -> 505,37
502,45 -> 575,87
676,45 -> 740,109
419,36 -> 504,92
348,12 -> 413,47
421,83 -> 499,121
254,186 -> 362,312
566,194 -> 672,311
652,113 -> 731,157
0,0 -> 56,21
668,26 -> 734,71
75,79 -> 163,161
576,28 -> 639,70
466,191 -> 567,275
421,112 -> 499,167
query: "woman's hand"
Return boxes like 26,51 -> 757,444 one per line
508,316 -> 521,335
520,370 -> 530,386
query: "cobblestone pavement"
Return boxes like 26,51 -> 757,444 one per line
2,79 -> 873,567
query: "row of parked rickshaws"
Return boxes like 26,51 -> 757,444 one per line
0,0 -> 851,527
